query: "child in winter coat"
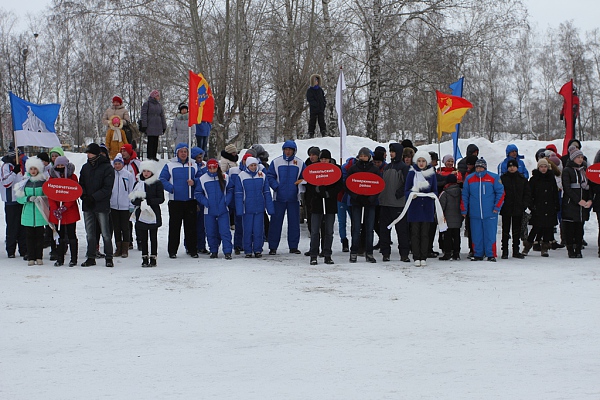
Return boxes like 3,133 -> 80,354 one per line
235,157 -> 275,258
195,159 -> 234,259
130,160 -> 165,267
110,154 -> 135,258
404,151 -> 438,266
105,116 -> 128,160
16,157 -> 49,266
500,159 -> 531,259
191,147 -> 208,254
438,173 -> 462,260
48,156 -> 81,267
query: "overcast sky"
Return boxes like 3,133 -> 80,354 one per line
1,0 -> 599,32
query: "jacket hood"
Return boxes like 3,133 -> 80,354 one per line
282,140 -> 297,161
505,144 -> 520,156
49,163 -> 75,179
466,144 -> 479,156
389,143 -> 404,161
309,74 -> 322,87
174,142 -> 189,157
568,138 -> 582,150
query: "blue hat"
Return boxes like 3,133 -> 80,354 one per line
191,147 -> 204,159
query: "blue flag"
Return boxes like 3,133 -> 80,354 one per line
449,77 -> 464,162
9,91 -> 61,148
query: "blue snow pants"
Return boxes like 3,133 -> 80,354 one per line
196,206 -> 206,251
470,216 -> 498,258
234,214 -> 243,250
206,211 -> 233,254
243,213 -> 264,254
268,201 -> 300,251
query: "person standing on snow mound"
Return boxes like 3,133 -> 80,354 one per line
306,74 -> 327,138
140,90 -> 166,161
498,144 -> 529,178
266,140 -> 306,255
461,157 -> 505,262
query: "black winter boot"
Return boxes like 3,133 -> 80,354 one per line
142,256 -> 150,267
522,240 -> 533,255
501,249 -> 509,259
341,238 -> 349,252
567,245 -> 576,258
150,255 -> 157,266
69,239 -> 78,267
540,242 -> 550,257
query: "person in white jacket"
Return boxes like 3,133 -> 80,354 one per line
110,154 -> 135,258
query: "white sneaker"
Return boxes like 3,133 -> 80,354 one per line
421,260 -> 427,267
414,260 -> 421,267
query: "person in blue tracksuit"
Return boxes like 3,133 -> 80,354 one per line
159,142 -> 200,258
191,146 -> 208,254
235,157 -> 274,257
227,153 -> 257,254
266,140 -> 305,255
497,144 -> 529,178
195,158 -> 233,259
461,158 -> 505,261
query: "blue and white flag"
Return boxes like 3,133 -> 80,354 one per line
9,91 -> 61,148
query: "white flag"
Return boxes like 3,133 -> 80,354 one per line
336,69 -> 347,163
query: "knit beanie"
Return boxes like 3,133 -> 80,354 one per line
37,152 -> 50,163
442,154 -> 454,164
245,157 -> 259,166
537,158 -> 549,168
429,152 -> 439,162
475,157 -> 487,169
112,96 -> 123,105
245,148 -> 257,157
415,151 -> 431,165
178,103 -> 188,112
113,154 -> 124,165
225,144 -> 238,154
54,156 -> 69,166
507,159 -> 519,169
570,149 -> 584,160
358,147 -> 372,160
373,150 -> 385,162
207,159 -> 219,169
149,90 -> 160,99
308,146 -> 321,157
319,149 -> 332,160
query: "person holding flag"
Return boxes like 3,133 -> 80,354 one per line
188,71 -> 215,152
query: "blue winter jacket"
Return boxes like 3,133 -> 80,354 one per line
235,168 -> 275,216
497,144 -> 529,178
461,170 -> 505,219
160,158 -> 199,201
195,172 -> 232,216
404,164 -> 437,222
266,140 -> 305,202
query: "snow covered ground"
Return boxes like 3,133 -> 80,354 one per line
1,137 -> 600,399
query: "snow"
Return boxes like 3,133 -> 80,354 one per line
1,136 -> 600,399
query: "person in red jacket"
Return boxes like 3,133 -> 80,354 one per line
48,156 -> 81,267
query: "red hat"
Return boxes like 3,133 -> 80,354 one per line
111,116 -> 121,125
121,144 -> 133,155
545,144 -> 558,154
112,96 -> 123,105
207,159 -> 219,169
242,153 -> 253,162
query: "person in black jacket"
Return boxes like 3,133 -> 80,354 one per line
346,147 -> 381,263
80,143 -> 116,267
457,144 -> 479,176
305,149 -> 343,265
525,158 -> 560,257
140,90 -> 166,161
562,149 -> 592,258
500,159 -> 531,258
129,160 -> 165,267
306,74 -> 326,138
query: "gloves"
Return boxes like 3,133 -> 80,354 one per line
394,188 -> 404,199
12,164 -> 20,174
140,125 -> 147,133
28,195 -> 38,202
53,205 -> 67,220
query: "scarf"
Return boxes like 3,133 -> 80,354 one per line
576,166 -> 589,190
387,192 -> 448,232
111,126 -> 123,142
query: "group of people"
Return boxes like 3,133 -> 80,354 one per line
2,90 -> 599,267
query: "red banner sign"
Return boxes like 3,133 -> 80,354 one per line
43,178 -> 83,202
587,163 -> 600,184
303,162 -> 342,186
345,172 -> 385,195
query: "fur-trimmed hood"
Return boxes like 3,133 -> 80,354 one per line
136,160 -> 160,186
25,157 -> 46,182
109,115 -> 124,130
309,74 -> 322,87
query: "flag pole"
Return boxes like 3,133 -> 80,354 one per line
339,66 -> 343,165
188,125 -> 192,198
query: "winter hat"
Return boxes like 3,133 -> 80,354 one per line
402,147 -> 415,160
475,157 -> 487,169
507,159 -> 519,169
140,160 -> 159,175
99,143 -> 109,158
111,116 -> 121,126
546,144 -> 558,154
85,143 -> 101,156
537,158 -> 549,168
25,157 -> 44,174
224,144 -> 238,154
149,90 -> 160,99
207,158 -> 219,169
373,150 -> 385,162
245,148 -> 257,158
415,151 -> 431,165
375,146 -> 387,155
49,146 -> 64,157
466,155 -> 478,166
113,154 -> 124,165
570,149 -> 584,161
54,156 -> 69,166
242,152 -> 254,163
121,144 -> 133,156
401,139 -> 418,152
358,147 -> 372,160
319,149 -> 332,160
308,146 -> 321,157
245,157 -> 259,167
568,145 -> 578,155
442,154 -> 454,164
112,96 -> 123,105
429,151 -> 439,162
6,149 -> 16,158
37,152 -> 50,164
446,173 -> 457,184
178,103 -> 188,112
191,147 -> 204,159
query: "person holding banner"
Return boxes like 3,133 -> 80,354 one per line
304,149 -> 343,265
47,156 -> 80,267
16,157 -> 49,266
346,147 -> 381,263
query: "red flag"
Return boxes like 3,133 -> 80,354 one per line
188,70 -> 215,127
559,79 -> 579,155
436,91 -> 473,140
